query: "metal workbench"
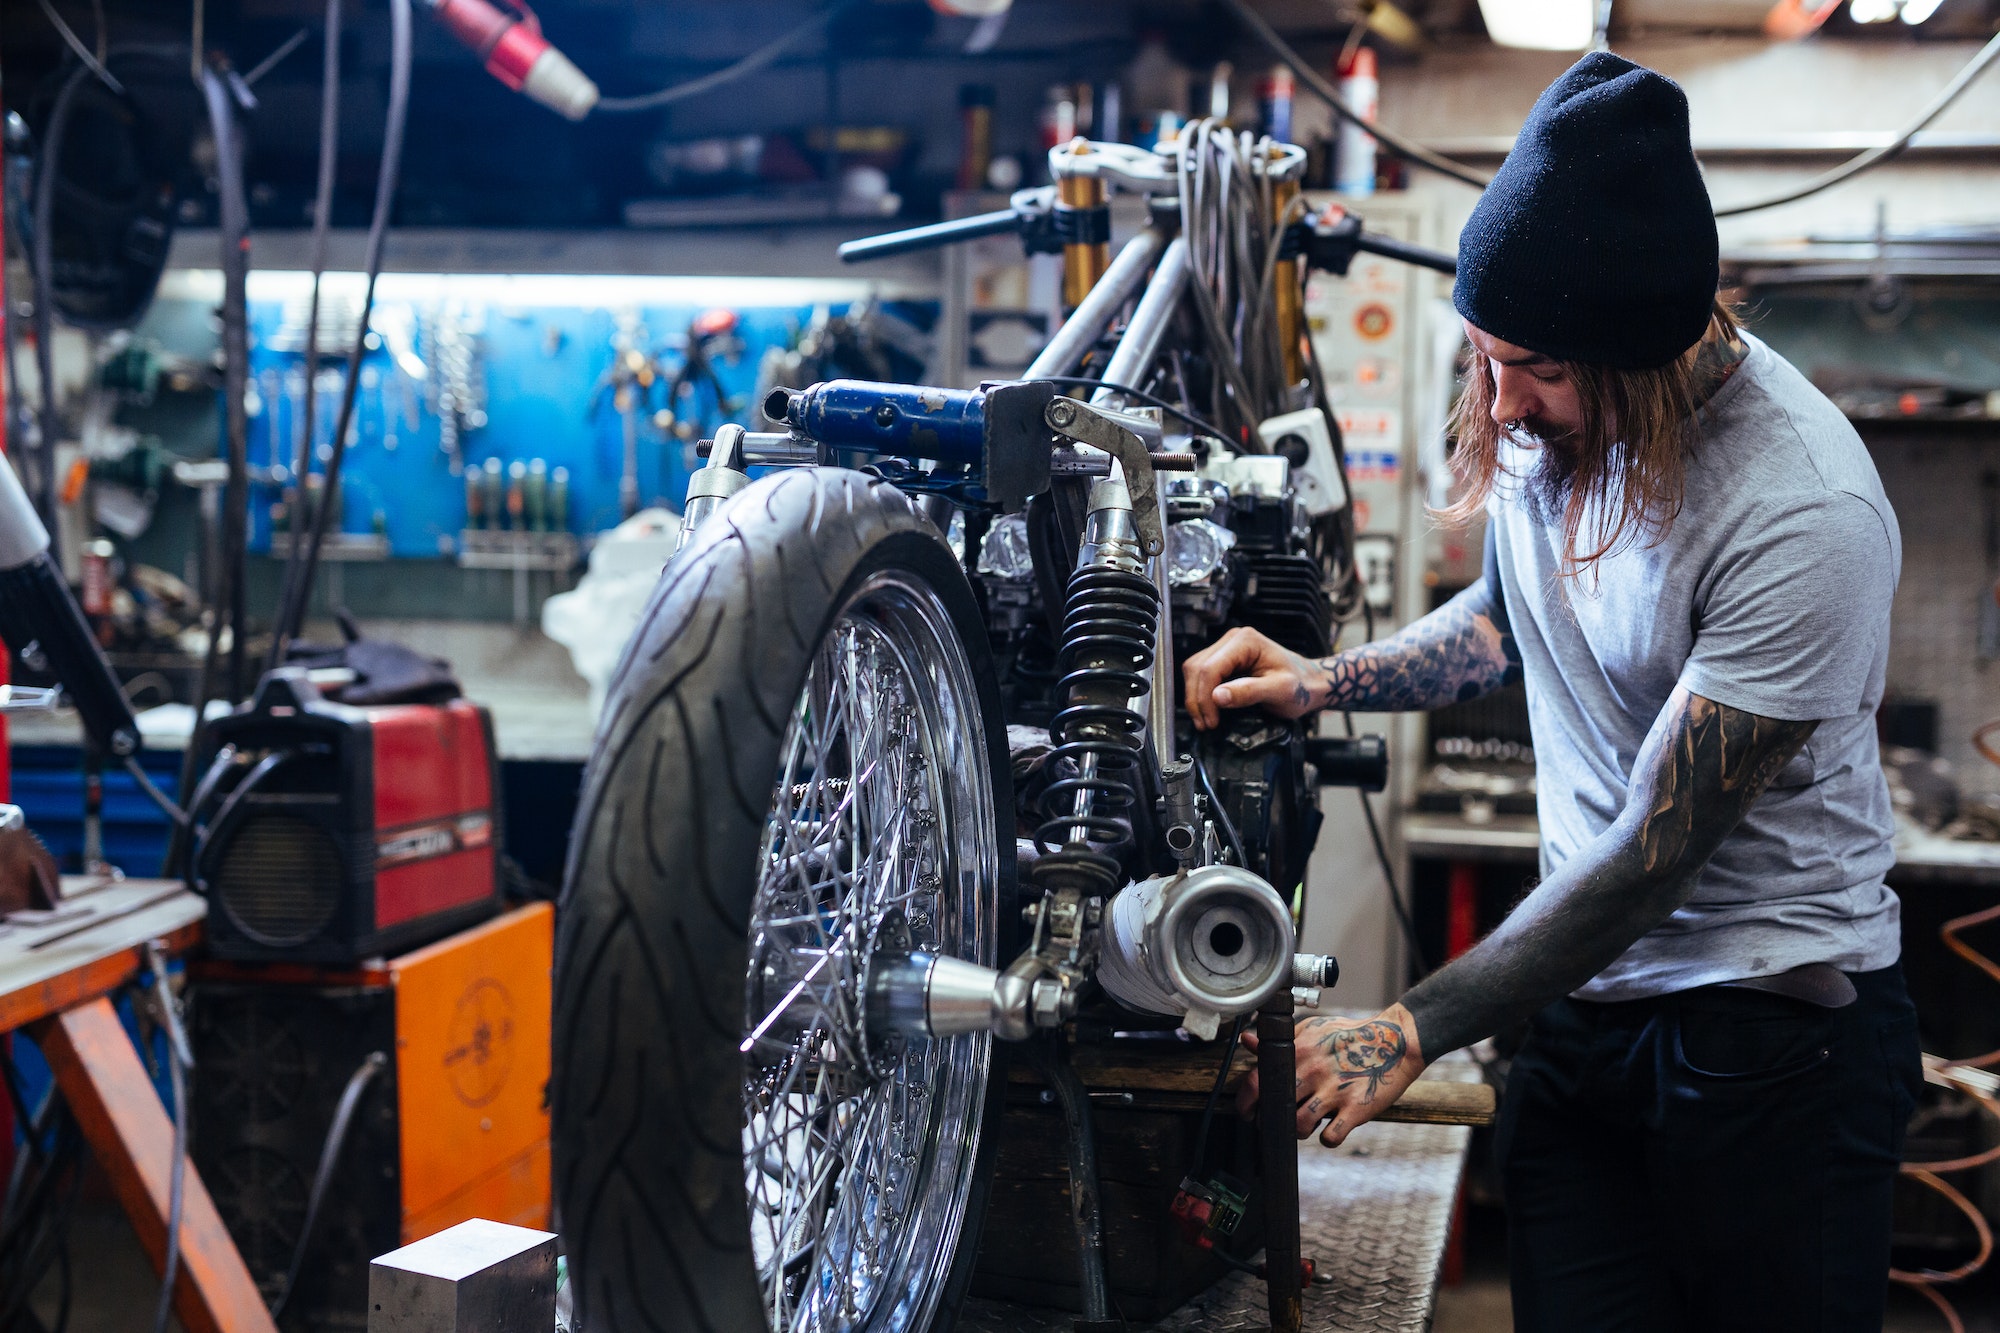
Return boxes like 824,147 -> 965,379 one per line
961,1057 -> 1481,1333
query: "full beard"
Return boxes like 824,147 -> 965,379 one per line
1509,416 -> 1587,526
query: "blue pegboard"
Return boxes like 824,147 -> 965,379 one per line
237,287 -> 936,557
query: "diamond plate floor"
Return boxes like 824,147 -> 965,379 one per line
959,1056 -> 1482,1333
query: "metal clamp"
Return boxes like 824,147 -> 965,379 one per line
676,423 -> 752,553
1043,398 -> 1165,558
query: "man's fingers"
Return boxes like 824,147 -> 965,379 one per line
1319,1114 -> 1353,1149
1296,1088 -> 1331,1138
1213,670 -> 1312,720
1182,629 -> 1268,731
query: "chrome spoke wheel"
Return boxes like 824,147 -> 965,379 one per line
743,569 -> 1000,1333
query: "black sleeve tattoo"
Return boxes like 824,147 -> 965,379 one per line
1401,687 -> 1817,1058
1312,581 -> 1522,714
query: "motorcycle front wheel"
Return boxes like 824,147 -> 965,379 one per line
553,468 -> 1015,1333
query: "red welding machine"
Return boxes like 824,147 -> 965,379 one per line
190,669 -> 501,963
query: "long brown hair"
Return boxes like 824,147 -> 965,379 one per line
1440,298 -> 1743,580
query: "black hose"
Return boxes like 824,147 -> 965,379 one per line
197,64 -> 252,704
272,0 -> 410,661
1192,1013 -> 1247,1179
267,0 -> 343,677
1336,618 -> 1430,979
1712,29 -> 2000,217
149,987 -> 188,1333
1193,750 -> 1249,870
123,754 -> 188,830
188,748 -> 290,891
269,1051 -> 387,1322
1217,0 -> 1490,191
28,63 -> 93,529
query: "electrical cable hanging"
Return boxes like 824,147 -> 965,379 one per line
197,64 -> 253,709
593,1 -> 856,113
271,0 -> 411,661
27,62 -> 93,529
32,0 -> 123,94
1713,27 -> 2000,217
146,955 -> 189,1333
269,1051 -> 388,1321
1219,0 -> 1491,190
267,0 -> 343,676
1226,0 -> 2000,220
241,25 -> 311,87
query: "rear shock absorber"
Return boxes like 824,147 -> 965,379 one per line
1033,477 -> 1162,898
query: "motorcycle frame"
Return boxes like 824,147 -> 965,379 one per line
683,208 -> 1312,1333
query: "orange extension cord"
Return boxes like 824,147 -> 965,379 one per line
1890,719 -> 2000,1331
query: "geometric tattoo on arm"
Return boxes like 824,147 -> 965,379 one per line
1633,692 -> 1818,876
1398,687 -> 1818,1061
1310,582 -> 1523,714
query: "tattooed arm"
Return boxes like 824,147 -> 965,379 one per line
1183,581 -> 1521,730
1401,687 -> 1816,1057
1253,687 -> 1817,1148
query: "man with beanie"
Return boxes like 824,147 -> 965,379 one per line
1183,52 -> 1920,1330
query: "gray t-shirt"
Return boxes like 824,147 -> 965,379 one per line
1489,333 -> 1903,1001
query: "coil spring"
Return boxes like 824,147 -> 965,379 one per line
1033,563 -> 1160,892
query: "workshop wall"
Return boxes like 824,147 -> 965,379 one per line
1383,34 -> 2000,246
1870,429 -> 2000,796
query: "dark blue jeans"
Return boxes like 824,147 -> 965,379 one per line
1495,964 -> 1923,1332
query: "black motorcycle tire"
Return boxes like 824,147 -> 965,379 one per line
552,467 -> 1016,1333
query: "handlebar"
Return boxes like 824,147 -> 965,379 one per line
838,208 -> 1027,263
1353,231 -> 1458,276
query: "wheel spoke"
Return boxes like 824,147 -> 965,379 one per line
739,573 -> 997,1332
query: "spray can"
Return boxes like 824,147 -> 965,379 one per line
957,85 -> 995,192
549,466 -> 570,534
525,458 -> 549,532
506,460 -> 527,531
1335,47 -> 1378,197
80,540 -> 114,646
482,457 -> 504,531
1260,66 -> 1295,144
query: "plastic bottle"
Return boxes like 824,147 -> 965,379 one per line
1335,47 -> 1378,197
1260,65 -> 1295,144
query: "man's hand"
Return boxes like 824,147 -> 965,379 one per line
1183,627 -> 1322,731
1234,1003 -> 1427,1147
1180,585 -> 1523,731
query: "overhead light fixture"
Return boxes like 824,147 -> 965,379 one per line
1848,0 -> 1900,20
1476,0 -> 1596,50
1899,0 -> 1946,21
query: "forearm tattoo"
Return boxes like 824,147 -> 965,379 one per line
1311,582 -> 1522,713
1636,694 -> 1813,874
1301,1016 -> 1409,1101
1401,687 -> 1817,1058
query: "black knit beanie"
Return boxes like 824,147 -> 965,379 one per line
1452,53 -> 1718,371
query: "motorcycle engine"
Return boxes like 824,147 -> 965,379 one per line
976,447 -> 1335,897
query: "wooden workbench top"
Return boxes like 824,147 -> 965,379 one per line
0,875 -> 205,1032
